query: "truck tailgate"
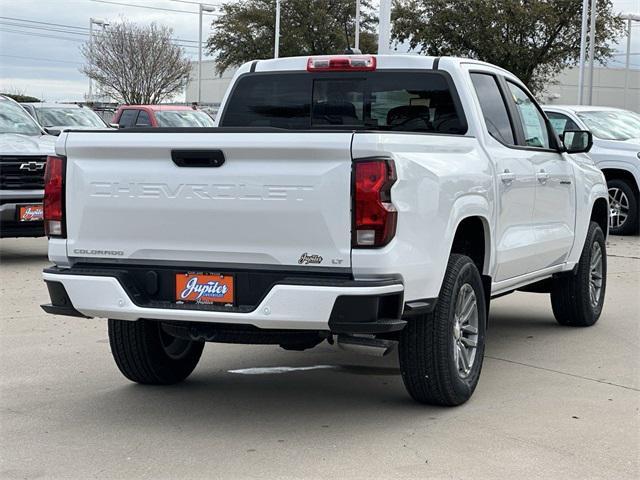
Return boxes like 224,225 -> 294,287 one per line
63,131 -> 353,269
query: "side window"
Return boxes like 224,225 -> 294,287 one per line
546,111 -> 580,135
135,110 -> 151,127
506,82 -> 550,149
118,109 -> 138,128
470,73 -> 515,145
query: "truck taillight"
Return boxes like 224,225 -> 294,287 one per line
353,159 -> 397,248
44,155 -> 65,237
307,55 -> 376,72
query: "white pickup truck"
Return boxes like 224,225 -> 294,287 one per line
41,55 -> 608,406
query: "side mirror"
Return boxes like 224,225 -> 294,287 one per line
44,127 -> 61,136
109,123 -> 121,129
562,130 -> 593,154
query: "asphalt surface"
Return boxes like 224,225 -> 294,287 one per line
1,236 -> 639,480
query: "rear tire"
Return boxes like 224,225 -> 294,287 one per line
399,254 -> 487,406
550,221 -> 606,327
108,319 -> 204,384
608,179 -> 638,235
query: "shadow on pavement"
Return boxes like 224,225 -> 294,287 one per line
0,239 -> 48,265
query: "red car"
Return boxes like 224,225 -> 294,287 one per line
111,105 -> 215,128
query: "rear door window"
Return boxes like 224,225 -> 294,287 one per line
118,109 -> 138,128
135,110 -> 151,127
470,73 -> 515,145
220,71 -> 466,134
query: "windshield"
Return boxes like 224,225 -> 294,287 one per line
36,107 -> 106,128
219,71 -> 466,134
577,110 -> 640,141
0,99 -> 42,136
155,110 -> 215,127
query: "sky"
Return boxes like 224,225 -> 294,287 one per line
0,0 -> 638,102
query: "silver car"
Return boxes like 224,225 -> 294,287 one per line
544,105 -> 640,235
21,102 -> 110,135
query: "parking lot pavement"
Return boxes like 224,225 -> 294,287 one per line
0,237 -> 638,480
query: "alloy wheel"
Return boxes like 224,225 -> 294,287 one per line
608,187 -> 629,230
452,283 -> 479,378
589,242 -> 604,308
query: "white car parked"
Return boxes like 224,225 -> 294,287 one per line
0,95 -> 55,237
41,55 -> 608,406
544,106 -> 640,235
21,103 -> 110,135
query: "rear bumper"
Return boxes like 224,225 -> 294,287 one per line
42,270 -> 405,332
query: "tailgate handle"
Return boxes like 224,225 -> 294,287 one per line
171,150 -> 225,168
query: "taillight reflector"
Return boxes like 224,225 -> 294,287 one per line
353,160 -> 397,247
307,55 -> 376,72
44,155 -> 65,237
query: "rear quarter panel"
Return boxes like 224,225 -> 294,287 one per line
351,133 -> 494,301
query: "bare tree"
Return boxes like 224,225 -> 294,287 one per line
81,21 -> 192,104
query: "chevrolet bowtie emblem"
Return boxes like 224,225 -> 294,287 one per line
19,161 -> 45,172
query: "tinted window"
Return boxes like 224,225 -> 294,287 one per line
118,109 -> 138,128
506,82 -> 550,149
470,73 -> 514,145
221,72 -> 466,134
222,75 -> 310,129
135,110 -> 151,126
312,79 -> 364,126
546,112 -> 580,135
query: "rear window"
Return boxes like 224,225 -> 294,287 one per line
220,71 -> 466,134
155,110 -> 215,128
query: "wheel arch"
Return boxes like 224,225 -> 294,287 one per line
601,167 -> 639,199
449,215 -> 491,276
590,197 -> 609,238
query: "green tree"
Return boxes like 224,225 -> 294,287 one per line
392,0 -> 624,93
207,0 -> 378,75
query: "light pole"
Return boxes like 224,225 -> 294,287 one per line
198,3 -> 216,104
274,0 -> 281,58
586,0 -> 597,105
621,14 -> 640,109
378,0 -> 391,54
577,0 -> 589,104
88,17 -> 108,103
355,0 -> 360,50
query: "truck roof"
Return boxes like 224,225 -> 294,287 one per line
243,54 -> 515,78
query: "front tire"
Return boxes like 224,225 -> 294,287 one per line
550,221 -> 606,327
399,254 -> 487,406
608,179 -> 638,235
108,319 -> 204,384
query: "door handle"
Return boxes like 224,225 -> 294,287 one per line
537,169 -> 550,184
500,169 -> 516,184
171,150 -> 225,167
